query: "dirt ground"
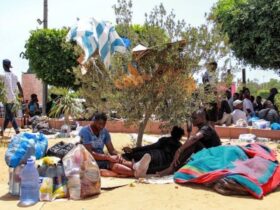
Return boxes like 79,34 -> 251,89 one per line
0,130 -> 280,210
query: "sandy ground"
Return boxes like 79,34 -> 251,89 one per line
0,129 -> 280,210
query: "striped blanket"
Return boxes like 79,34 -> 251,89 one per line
67,18 -> 126,69
174,143 -> 280,199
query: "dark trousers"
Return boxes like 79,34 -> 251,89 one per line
2,103 -> 19,132
175,141 -> 206,171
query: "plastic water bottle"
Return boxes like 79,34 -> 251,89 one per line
20,157 -> 39,206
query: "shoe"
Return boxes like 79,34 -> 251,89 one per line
0,130 -> 3,137
133,153 -> 151,178
15,130 -> 20,135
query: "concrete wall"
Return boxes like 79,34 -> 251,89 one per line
1,118 -> 279,140
21,73 -> 43,105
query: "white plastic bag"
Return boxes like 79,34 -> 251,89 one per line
62,144 -> 100,200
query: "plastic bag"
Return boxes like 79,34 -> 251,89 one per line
271,123 -> 280,130
235,119 -> 248,127
46,141 -> 75,159
36,156 -> 61,167
252,119 -> 270,129
239,134 -> 256,143
39,177 -> 53,201
5,133 -> 48,168
62,144 -> 100,200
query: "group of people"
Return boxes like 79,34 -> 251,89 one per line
213,87 -> 280,127
1,58 -> 279,178
79,110 -> 221,178
202,61 -> 279,127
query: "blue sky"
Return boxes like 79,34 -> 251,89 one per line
0,0 -> 278,83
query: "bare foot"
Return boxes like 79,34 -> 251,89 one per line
133,154 -> 151,178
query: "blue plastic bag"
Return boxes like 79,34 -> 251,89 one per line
271,123 -> 280,130
248,116 -> 260,123
5,133 -> 48,168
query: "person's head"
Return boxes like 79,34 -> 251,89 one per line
243,88 -> 250,99
170,126 -> 185,141
256,96 -> 262,104
233,100 -> 243,110
250,95 -> 255,103
207,61 -> 217,72
30,94 -> 38,102
90,112 -> 108,132
233,92 -> 239,101
270,88 -> 278,96
50,94 -> 57,100
264,100 -> 274,109
191,109 -> 207,127
225,89 -> 231,99
2,59 -> 12,72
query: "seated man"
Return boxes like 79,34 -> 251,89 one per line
122,126 -> 185,174
257,100 -> 280,123
28,94 -> 41,117
158,109 -> 221,176
216,96 -> 232,126
231,100 -> 247,125
79,112 -> 151,178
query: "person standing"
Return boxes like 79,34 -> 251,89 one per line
0,59 -> 23,136
202,61 -> 219,127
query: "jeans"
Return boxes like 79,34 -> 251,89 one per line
2,103 -> 19,132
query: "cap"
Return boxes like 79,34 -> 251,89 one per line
233,99 -> 243,107
3,59 -> 13,68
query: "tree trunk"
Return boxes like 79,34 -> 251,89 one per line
64,113 -> 70,125
136,113 -> 150,147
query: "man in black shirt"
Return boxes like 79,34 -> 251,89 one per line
122,126 -> 184,174
158,109 -> 221,176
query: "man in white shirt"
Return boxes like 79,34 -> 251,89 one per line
0,59 -> 23,136
242,89 -> 254,116
231,100 -> 247,124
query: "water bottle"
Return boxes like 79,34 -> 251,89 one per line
20,157 -> 39,206
8,165 -> 24,196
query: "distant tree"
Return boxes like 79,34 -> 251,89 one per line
24,29 -> 80,87
256,89 -> 270,99
238,79 -> 261,97
212,0 -> 280,71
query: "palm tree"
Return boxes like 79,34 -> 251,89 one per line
49,88 -> 84,127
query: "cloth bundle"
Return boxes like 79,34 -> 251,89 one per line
174,143 -> 280,199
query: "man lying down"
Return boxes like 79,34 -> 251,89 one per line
122,109 -> 222,176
